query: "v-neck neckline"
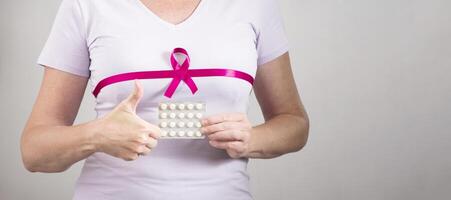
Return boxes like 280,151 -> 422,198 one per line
135,0 -> 207,29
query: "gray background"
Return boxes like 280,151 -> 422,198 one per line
1,0 -> 450,199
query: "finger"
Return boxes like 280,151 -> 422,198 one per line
148,128 -> 161,140
138,146 -> 152,156
122,79 -> 144,112
207,130 -> 244,141
133,132 -> 150,144
145,138 -> 158,149
135,117 -> 162,139
209,140 -> 243,150
200,121 -> 245,135
201,113 -> 245,126
123,153 -> 139,161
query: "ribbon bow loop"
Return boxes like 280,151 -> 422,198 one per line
164,47 -> 198,98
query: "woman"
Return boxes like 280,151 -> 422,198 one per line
21,0 -> 309,199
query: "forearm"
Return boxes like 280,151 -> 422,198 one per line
21,119 -> 100,173
245,114 -> 309,159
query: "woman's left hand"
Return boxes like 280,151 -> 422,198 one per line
200,113 -> 253,158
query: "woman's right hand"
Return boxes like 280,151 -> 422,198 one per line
92,80 -> 161,161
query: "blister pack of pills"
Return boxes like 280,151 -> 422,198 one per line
158,102 -> 205,139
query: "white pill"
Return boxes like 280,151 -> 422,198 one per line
169,113 -> 176,119
178,104 -> 185,110
195,131 -> 202,137
161,131 -> 168,137
160,103 -> 168,110
169,131 -> 177,137
186,121 -> 194,128
195,113 -> 202,119
187,113 -> 194,119
178,113 -> 185,119
159,122 -> 168,128
195,103 -> 203,110
177,121 -> 185,128
160,112 -> 168,119
169,122 -> 176,128
158,101 -> 206,139
178,131 -> 186,137
187,131 -> 194,137
195,121 -> 202,128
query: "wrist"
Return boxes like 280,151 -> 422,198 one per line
244,127 -> 264,158
79,118 -> 105,154
245,125 -> 281,159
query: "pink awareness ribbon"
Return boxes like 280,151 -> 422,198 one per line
92,47 -> 254,98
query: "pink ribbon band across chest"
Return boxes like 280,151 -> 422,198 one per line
92,47 -> 254,98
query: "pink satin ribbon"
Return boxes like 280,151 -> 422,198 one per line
92,47 -> 254,98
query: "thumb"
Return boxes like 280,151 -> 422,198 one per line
122,79 -> 143,112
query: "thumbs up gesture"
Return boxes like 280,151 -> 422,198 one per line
93,80 -> 161,161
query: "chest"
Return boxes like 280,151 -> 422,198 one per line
86,0 -> 258,108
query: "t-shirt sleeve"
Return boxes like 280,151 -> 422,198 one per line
37,0 -> 90,77
255,0 -> 290,66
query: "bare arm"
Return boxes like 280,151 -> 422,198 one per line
201,52 -> 309,159
248,52 -> 309,158
21,67 -> 160,173
21,67 -> 97,172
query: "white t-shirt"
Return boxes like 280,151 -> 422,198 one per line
37,0 -> 289,199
